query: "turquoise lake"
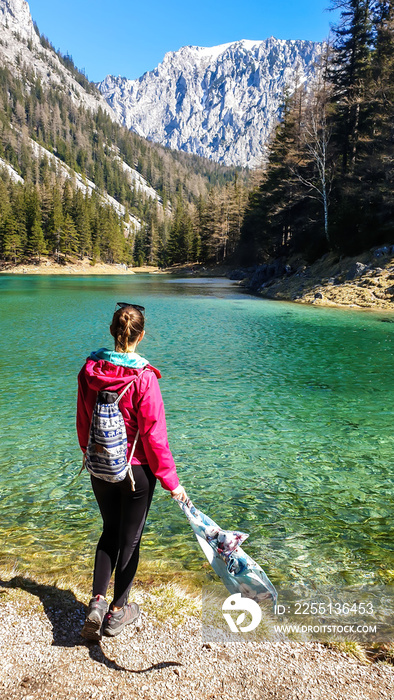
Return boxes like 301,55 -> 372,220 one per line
0,274 -> 394,592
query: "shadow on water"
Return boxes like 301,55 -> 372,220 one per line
0,576 -> 182,674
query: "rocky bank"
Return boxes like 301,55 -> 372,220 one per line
234,246 -> 394,312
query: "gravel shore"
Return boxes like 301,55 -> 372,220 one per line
1,575 -> 393,700
0,259 -> 161,275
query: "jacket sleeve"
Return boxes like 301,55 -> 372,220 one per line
136,371 -> 180,492
76,367 -> 91,454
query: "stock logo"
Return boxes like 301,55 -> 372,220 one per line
222,593 -> 262,633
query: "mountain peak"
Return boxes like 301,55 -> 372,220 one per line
162,39 -> 283,64
0,0 -> 38,44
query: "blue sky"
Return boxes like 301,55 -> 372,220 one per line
27,0 -> 340,82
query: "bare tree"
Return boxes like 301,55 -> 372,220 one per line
291,53 -> 335,243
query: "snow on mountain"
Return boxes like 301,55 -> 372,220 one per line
2,135 -> 142,232
115,156 -> 162,204
0,156 -> 24,183
98,38 -> 323,168
28,139 -> 141,232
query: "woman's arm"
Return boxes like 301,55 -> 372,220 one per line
76,367 -> 92,453
136,371 -> 180,491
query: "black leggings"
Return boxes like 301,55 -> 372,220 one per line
91,465 -> 156,608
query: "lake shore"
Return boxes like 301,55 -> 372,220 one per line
0,258 -> 161,275
1,566 -> 393,700
0,258 -> 227,277
2,252 -> 394,313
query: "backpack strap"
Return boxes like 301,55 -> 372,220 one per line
115,367 -> 148,404
116,367 -> 149,491
127,429 -> 140,491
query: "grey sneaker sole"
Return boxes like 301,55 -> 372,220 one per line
103,610 -> 140,637
80,617 -> 102,641
81,603 -> 108,641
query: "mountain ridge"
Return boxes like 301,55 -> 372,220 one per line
99,37 -> 323,167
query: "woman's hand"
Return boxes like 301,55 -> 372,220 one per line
170,484 -> 188,501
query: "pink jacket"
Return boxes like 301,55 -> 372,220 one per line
76,358 -> 180,491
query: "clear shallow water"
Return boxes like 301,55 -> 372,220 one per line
0,274 -> 394,590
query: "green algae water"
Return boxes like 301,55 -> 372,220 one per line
1,274 -> 394,592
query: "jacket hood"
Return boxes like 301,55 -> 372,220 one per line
90,347 -> 149,368
82,348 -> 161,393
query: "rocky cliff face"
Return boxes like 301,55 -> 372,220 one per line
99,38 -> 323,168
0,0 -> 37,44
0,0 -> 113,116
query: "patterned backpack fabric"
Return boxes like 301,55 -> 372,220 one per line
85,371 -> 146,488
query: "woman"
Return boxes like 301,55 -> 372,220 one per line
76,302 -> 186,640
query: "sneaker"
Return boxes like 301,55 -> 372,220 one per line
103,602 -> 140,637
81,595 -> 108,641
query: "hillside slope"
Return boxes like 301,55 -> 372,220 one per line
0,0 -> 243,266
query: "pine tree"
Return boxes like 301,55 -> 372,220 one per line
329,0 -> 374,174
11,186 -> 27,253
166,199 -> 192,264
62,180 -> 74,218
104,214 -> 125,264
239,92 -> 305,263
190,203 -> 202,262
73,189 -> 92,258
2,215 -> 23,263
156,219 -> 170,267
195,195 -> 210,263
28,218 -> 47,261
178,212 -> 193,263
133,228 -> 145,267
227,175 -> 248,257
355,0 -> 394,241
143,204 -> 160,265
60,213 -> 78,257
328,0 -> 393,251
48,187 -> 63,261
370,1 -> 394,155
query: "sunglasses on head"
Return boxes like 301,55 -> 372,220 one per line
115,302 -> 145,315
